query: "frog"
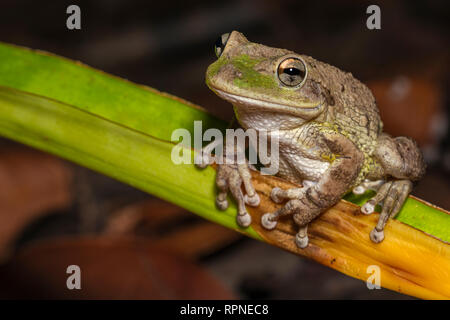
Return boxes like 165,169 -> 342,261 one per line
197,31 -> 425,248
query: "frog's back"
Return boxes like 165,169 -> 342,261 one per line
302,55 -> 382,155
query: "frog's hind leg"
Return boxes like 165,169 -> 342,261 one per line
362,134 -> 425,243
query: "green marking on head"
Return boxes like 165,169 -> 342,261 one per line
231,54 -> 277,90
206,56 -> 227,79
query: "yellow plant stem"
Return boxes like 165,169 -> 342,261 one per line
243,169 -> 450,300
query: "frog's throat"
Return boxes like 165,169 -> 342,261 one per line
213,88 -> 326,120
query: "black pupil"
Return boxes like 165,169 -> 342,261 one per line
284,67 -> 300,76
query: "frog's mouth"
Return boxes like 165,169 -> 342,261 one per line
213,88 -> 326,120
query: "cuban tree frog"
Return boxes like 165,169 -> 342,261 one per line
198,31 -> 425,248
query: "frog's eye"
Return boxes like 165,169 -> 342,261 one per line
214,33 -> 230,58
277,57 -> 307,88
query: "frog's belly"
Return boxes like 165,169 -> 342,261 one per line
277,151 -> 330,183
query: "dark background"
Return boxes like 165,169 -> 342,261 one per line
0,0 -> 448,299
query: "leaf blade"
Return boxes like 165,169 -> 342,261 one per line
0,85 -> 261,239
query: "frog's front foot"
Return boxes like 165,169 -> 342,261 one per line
360,180 -> 412,243
261,185 -> 308,229
261,198 -> 310,248
261,181 -> 318,249
295,225 -> 309,249
195,146 -> 260,228
215,163 -> 261,227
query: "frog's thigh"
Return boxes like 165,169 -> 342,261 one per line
374,134 -> 425,181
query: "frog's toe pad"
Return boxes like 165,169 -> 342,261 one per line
216,198 -> 228,210
194,153 -> 211,169
353,185 -> 366,195
261,213 -> 277,230
370,228 -> 385,243
270,187 -> 284,203
244,193 -> 260,207
295,233 -> 309,249
361,202 -> 375,215
237,212 -> 252,228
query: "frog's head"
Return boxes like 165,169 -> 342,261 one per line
206,31 -> 328,128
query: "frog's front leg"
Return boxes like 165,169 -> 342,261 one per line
196,141 -> 260,227
262,132 -> 365,248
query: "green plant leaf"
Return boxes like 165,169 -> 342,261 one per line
0,43 -> 226,141
0,85 -> 260,239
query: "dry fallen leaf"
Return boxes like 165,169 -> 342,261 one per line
0,236 -> 235,299
0,147 -> 72,260
105,199 -> 242,259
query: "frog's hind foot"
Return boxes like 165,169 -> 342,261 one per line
360,180 -> 412,243
352,179 -> 385,196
